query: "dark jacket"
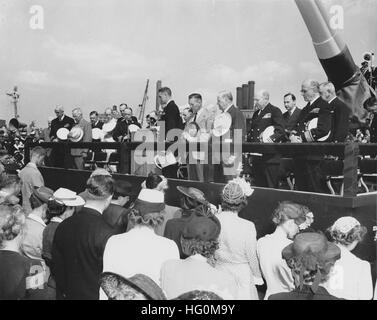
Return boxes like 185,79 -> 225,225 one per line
283,107 -> 301,133
329,97 -> 350,142
269,285 -> 344,300
102,203 -> 128,233
159,100 -> 183,140
293,97 -> 333,142
163,213 -> 193,259
50,115 -> 75,140
51,207 -> 116,300
112,116 -> 141,141
91,120 -> 104,130
247,103 -> 285,142
369,113 -> 377,143
227,105 -> 246,142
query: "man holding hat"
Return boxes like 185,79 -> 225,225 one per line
160,207 -> 237,299
70,107 -> 92,170
269,232 -> 342,300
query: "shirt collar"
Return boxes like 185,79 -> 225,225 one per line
223,104 -> 233,113
59,115 -> 65,121
162,99 -> 172,108
50,217 -> 63,223
83,204 -> 103,215
309,95 -> 320,105
187,254 -> 207,262
328,96 -> 337,104
28,214 -> 46,227
27,162 -> 38,169
289,106 -> 296,115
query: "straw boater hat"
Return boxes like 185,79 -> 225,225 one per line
100,272 -> 167,300
330,216 -> 360,234
92,128 -> 103,140
282,232 -> 341,292
57,128 -> 69,140
53,188 -> 85,206
212,112 -> 232,137
68,126 -> 84,142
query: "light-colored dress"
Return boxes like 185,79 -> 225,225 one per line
257,228 -> 295,299
214,210 -> 262,300
325,245 -> 373,300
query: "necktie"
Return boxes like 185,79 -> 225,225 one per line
193,113 -> 197,122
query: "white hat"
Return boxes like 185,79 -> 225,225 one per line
69,126 -> 84,142
330,216 -> 360,234
212,112 -> 232,137
53,188 -> 85,206
92,128 -> 103,140
128,124 -> 140,133
57,128 -> 69,140
137,189 -> 164,203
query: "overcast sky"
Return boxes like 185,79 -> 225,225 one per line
0,0 -> 376,126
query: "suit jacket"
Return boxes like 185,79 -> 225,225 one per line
50,115 -> 75,140
227,105 -> 246,142
329,97 -> 350,142
112,117 -> 141,142
91,120 -> 104,130
71,118 -> 92,156
164,213 -> 192,259
51,207 -> 116,300
283,107 -> 301,133
269,285 -> 343,300
159,100 -> 183,140
247,103 -> 285,142
102,203 -> 128,234
293,97 -> 333,142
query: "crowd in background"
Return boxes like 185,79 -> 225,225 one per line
0,146 -> 376,300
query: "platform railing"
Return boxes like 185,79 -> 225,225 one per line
24,141 -> 377,197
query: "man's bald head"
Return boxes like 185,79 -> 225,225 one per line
301,79 -> 320,102
254,89 -> 270,110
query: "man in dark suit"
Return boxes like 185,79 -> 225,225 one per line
290,79 -> 333,193
158,87 -> 183,179
247,90 -> 286,188
283,93 -> 301,135
49,106 -> 75,168
89,111 -> 104,130
319,82 -> 350,142
51,175 -> 116,300
112,105 -> 141,142
214,90 -> 246,182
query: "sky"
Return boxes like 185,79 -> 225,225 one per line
0,0 -> 376,126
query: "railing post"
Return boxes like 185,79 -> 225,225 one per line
63,142 -> 70,169
343,141 -> 359,197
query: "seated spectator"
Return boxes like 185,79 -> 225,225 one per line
0,204 -> 48,299
102,188 -> 179,299
130,172 -> 180,236
52,175 -> 116,300
100,272 -> 166,300
42,188 -> 84,267
160,207 -> 237,299
269,233 -> 342,300
325,217 -> 373,300
257,201 -> 309,299
21,186 -> 53,262
0,174 -> 21,205
164,186 -> 211,258
102,180 -> 136,233
214,178 -> 262,300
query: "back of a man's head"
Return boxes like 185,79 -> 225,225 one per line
86,175 -> 114,201
31,146 -> 46,161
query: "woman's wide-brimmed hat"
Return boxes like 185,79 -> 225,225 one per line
100,272 -> 167,300
176,186 -> 207,205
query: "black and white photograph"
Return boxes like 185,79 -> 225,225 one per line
0,0 -> 376,309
